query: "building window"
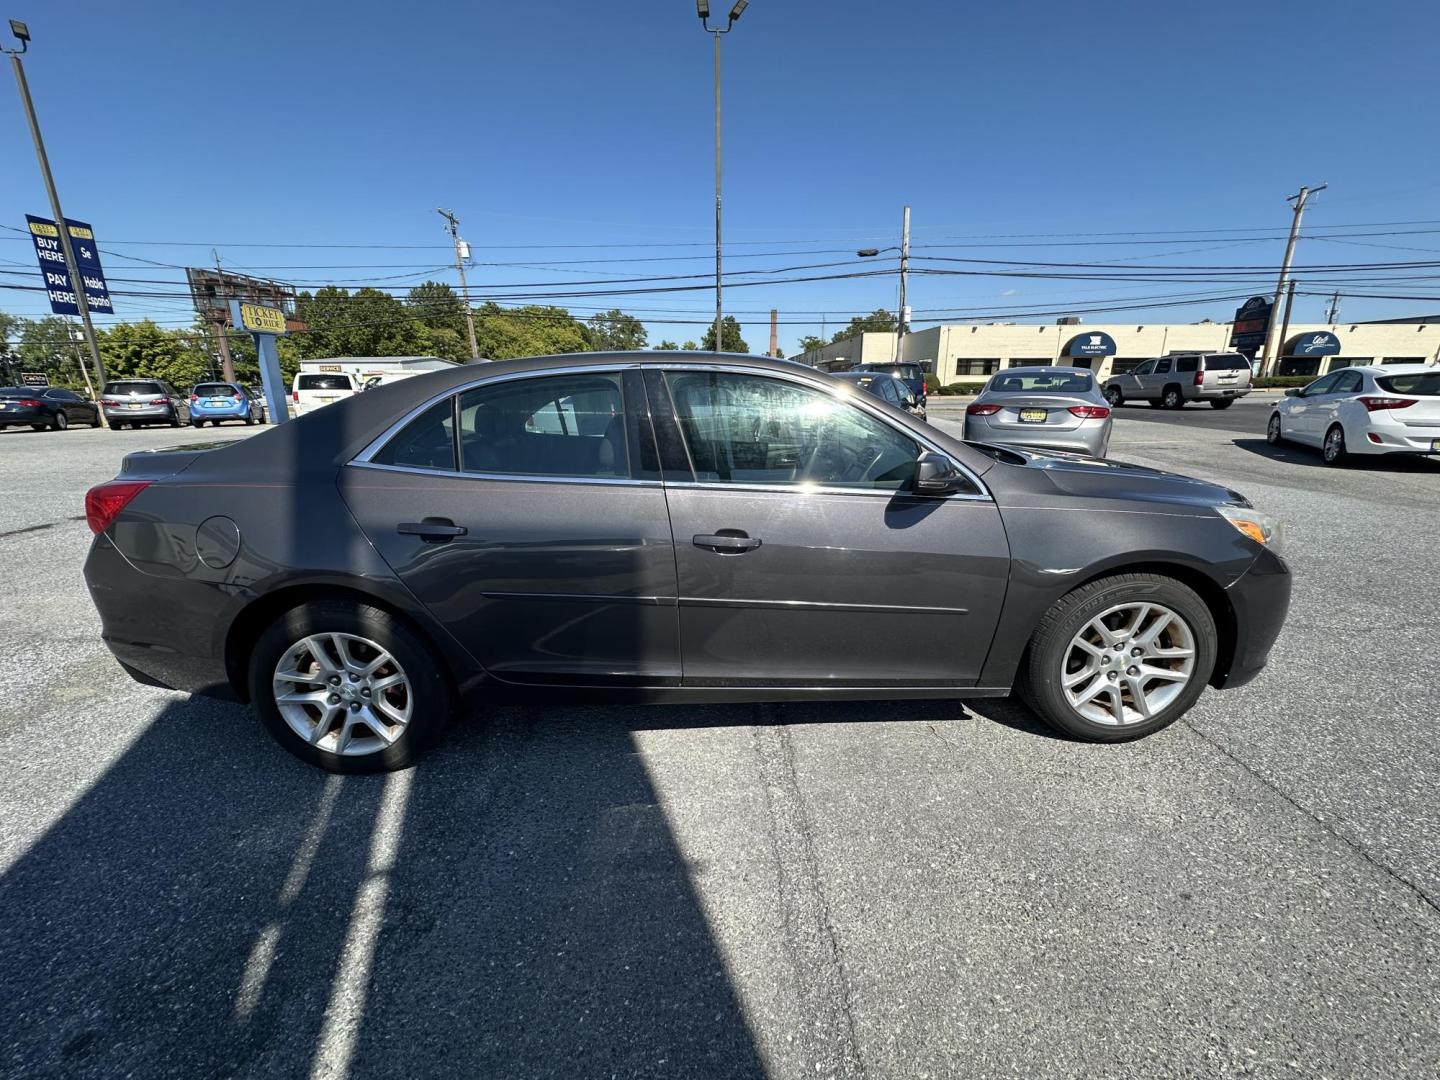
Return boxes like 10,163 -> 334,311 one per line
1382,356 -> 1425,365
1109,358 -> 1146,374
1278,357 -> 1322,377
1007,358 -> 1049,369
955,358 -> 1001,376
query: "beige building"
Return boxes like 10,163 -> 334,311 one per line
796,320 -> 1440,387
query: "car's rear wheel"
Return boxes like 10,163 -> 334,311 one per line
1323,424 -> 1348,466
1210,398 -> 1234,410
249,599 -> 453,772
1104,386 -> 1123,408
190,418 -> 202,427
1162,386 -> 1184,409
1266,413 -> 1283,445
89,411 -> 101,428
52,411 -> 68,431
1018,573 -> 1216,742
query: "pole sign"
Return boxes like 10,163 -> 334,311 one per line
228,299 -> 291,425
1229,296 -> 1272,350
25,214 -> 114,316
19,371 -> 49,387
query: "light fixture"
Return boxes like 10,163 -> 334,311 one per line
696,1 -> 710,19
729,0 -> 748,21
855,248 -> 879,257
8,19 -> 29,42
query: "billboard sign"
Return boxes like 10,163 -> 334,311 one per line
1229,296 -> 1272,350
26,214 -> 113,316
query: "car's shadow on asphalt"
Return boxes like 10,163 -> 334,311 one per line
1232,438 -> 1440,472
0,696 -> 772,1080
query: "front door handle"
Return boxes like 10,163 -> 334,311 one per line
398,518 -> 467,543
693,532 -> 761,554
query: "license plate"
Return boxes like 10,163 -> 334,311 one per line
206,398 -> 226,405
1018,408 -> 1048,423
127,403 -> 144,410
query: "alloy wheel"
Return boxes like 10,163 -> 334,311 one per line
1060,602 -> 1196,726
272,632 -> 413,756
1267,414 -> 1282,444
54,412 -> 68,430
1324,426 -> 1345,463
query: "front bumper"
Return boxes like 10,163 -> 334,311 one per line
1213,545 -> 1291,689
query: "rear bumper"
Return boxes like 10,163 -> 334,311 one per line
1191,387 -> 1251,400
963,418 -> 1109,456
104,405 -> 174,422
1347,424 -> 1440,455
1213,546 -> 1291,689
84,533 -> 235,697
0,407 -> 46,426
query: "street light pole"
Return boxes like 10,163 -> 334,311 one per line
4,20 -> 108,422
697,1 -> 748,353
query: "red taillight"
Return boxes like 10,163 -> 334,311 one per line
17,397 -> 42,407
292,390 -> 300,403
233,393 -> 244,402
1194,369 -> 1204,386
1359,396 -> 1416,412
190,394 -> 199,403
149,397 -> 168,406
966,403 -> 1002,416
85,480 -> 151,534
1068,405 -> 1111,419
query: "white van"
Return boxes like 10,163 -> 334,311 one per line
291,371 -> 359,416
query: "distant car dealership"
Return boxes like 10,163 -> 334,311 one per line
795,316 -> 1440,384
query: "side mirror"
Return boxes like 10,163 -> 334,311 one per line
1284,388 -> 1301,397
913,451 -> 967,496
904,391 -> 918,407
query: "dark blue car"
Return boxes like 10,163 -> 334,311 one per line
188,382 -> 266,427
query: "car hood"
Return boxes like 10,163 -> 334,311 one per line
972,442 -> 1251,510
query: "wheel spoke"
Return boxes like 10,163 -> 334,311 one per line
1127,679 -> 1153,719
277,689 -> 330,707
1137,663 -> 1188,683
1064,662 -> 1099,688
1106,685 -> 1126,724
359,706 -> 399,745
1072,637 -> 1105,659
331,634 -> 359,672
1146,645 -> 1193,660
335,711 -> 360,754
1135,611 -> 1173,647
1087,617 -> 1122,647
309,704 -> 340,745
306,637 -> 342,676
1073,676 -> 1110,706
370,672 -> 405,692
1125,604 -> 1153,639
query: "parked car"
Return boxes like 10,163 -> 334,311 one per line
853,362 -> 928,413
0,385 -> 100,431
831,370 -> 927,420
84,352 -> 1289,773
291,372 -> 359,416
1104,352 -> 1253,410
99,379 -> 189,428
1267,364 -> 1440,465
963,366 -> 1112,457
189,382 -> 266,427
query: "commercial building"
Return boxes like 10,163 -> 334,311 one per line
796,318 -> 1440,386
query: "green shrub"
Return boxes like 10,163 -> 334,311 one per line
1253,376 -> 1314,389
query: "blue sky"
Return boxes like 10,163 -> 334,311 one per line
2,0 -> 1438,352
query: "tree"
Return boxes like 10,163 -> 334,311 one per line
472,303 -> 591,359
682,341 -> 699,350
0,311 -> 21,381
774,346 -> 786,359
294,287 -> 433,360
586,309 -> 648,352
796,335 -> 826,354
831,309 -> 898,343
655,339 -> 679,351
17,316 -> 85,386
407,281 -> 469,360
99,320 -> 212,387
699,316 -> 748,353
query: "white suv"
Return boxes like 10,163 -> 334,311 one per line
291,372 -> 359,416
1104,352 -> 1254,410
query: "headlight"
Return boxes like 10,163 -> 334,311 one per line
1216,505 -> 1286,554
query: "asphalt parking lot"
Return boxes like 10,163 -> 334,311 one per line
2,408 -> 1438,1080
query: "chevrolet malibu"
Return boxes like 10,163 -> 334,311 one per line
83,353 -> 1291,772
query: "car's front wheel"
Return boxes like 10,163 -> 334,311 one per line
249,599 -> 454,772
1018,573 -> 1216,741
1266,413 -> 1283,445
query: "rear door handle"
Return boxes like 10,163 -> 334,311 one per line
693,532 -> 761,554
398,518 -> 467,543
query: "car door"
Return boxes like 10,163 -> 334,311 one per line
1287,371 -> 1340,444
652,366 -> 1009,686
1318,369 -> 1363,436
1113,359 -> 1154,399
42,388 -> 72,422
1145,358 -> 1173,398
338,367 -> 682,685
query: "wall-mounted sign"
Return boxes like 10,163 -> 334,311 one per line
1286,331 -> 1341,356
1064,331 -> 1117,357
1229,296 -> 1272,350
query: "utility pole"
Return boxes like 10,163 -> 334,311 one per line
438,208 -> 480,360
5,20 -> 108,423
209,250 -> 237,383
894,205 -> 910,362
1260,183 -> 1326,377
1274,279 -> 1298,376
769,308 -> 778,357
67,319 -> 94,400
1326,291 -> 1341,324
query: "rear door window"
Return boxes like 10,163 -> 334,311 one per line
1176,357 -> 1199,373
458,373 -> 629,479
1154,359 -> 1173,374
1332,371 -> 1363,394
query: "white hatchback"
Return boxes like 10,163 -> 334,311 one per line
1268,364 -> 1440,465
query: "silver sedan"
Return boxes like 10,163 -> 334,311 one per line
963,366 -> 1113,457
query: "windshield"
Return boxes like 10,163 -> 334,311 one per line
858,364 -> 922,381
103,382 -> 163,396
298,374 -> 353,391
987,371 -> 1094,394
1376,371 -> 1440,396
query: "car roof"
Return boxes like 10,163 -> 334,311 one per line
1355,363 -> 1436,375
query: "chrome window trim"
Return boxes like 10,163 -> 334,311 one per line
661,480 -> 991,503
352,363 -> 639,465
347,459 -> 662,489
646,361 -> 992,502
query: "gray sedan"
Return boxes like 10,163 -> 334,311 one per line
963,366 -> 1113,457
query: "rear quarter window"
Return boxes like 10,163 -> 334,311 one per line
1204,354 -> 1252,371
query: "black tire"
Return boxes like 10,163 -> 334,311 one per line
248,599 -> 454,773
259,409 -> 268,424
1147,398 -> 1164,408
1104,386 -> 1123,408
169,413 -> 182,428
1266,412 -> 1283,445
1162,385 -> 1184,409
190,418 -> 203,428
30,424 -> 45,432
52,411 -> 68,431
89,411 -> 101,428
1322,423 -> 1349,466
244,412 -> 254,425
1017,573 -> 1217,743
1210,398 -> 1235,410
